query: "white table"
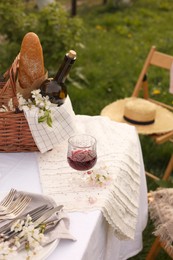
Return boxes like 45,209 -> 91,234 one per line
0,136 -> 148,260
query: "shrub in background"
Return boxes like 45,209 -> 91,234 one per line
0,0 -> 83,75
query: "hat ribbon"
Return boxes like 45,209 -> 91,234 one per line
123,116 -> 155,125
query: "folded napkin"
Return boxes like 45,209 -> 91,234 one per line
0,190 -> 76,247
23,190 -> 76,243
23,96 -> 76,153
42,211 -> 76,246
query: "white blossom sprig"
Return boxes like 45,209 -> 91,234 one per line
0,90 -> 54,127
87,165 -> 111,186
18,90 -> 53,127
29,90 -> 53,127
0,214 -> 47,259
0,241 -> 17,259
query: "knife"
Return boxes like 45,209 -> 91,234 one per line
33,205 -> 64,228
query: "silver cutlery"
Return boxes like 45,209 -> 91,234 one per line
0,204 -> 50,235
1,204 -> 63,241
32,205 -> 64,228
0,205 -> 49,234
0,194 -> 31,220
0,189 -> 17,211
2,205 -> 63,246
16,205 -> 64,251
0,204 -> 53,241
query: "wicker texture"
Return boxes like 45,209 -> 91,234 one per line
0,56 -> 38,152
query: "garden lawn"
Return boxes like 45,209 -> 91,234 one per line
64,0 -> 173,259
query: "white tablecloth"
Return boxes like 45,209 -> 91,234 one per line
38,115 -> 144,241
0,131 -> 148,260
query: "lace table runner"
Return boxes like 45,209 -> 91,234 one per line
37,115 -> 141,240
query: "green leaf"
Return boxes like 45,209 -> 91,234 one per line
47,115 -> 53,127
38,115 -> 47,123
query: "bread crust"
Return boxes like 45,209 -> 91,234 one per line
18,32 -> 45,90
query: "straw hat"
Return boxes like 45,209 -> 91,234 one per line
100,97 -> 173,135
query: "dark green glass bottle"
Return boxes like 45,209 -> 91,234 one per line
40,50 -> 76,106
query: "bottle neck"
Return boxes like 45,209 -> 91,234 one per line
54,53 -> 76,83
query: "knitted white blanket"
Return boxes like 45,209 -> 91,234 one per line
38,115 -> 141,240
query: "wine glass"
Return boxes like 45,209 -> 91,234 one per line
67,134 -> 97,179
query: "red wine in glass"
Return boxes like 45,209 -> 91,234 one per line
67,134 -> 97,175
67,149 -> 97,171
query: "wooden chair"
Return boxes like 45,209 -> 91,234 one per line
146,151 -> 173,260
145,132 -> 173,181
131,46 -> 173,259
132,46 -> 173,115
132,45 -> 173,112
146,235 -> 173,260
131,45 -> 173,179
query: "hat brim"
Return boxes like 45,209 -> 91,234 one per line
100,97 -> 173,135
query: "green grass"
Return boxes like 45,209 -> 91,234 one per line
0,1 -> 172,258
62,0 -> 173,259
66,0 -> 173,114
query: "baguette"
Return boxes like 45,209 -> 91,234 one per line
17,32 -> 45,98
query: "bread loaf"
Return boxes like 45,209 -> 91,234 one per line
17,32 -> 45,98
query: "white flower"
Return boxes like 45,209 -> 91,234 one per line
8,99 -> 15,111
99,176 -> 105,183
25,214 -> 32,227
11,219 -> 24,232
38,101 -> 45,108
0,241 -> 17,258
0,214 -> 47,258
16,93 -> 28,111
88,166 -> 111,186
27,99 -> 32,104
45,101 -> 51,110
31,89 -> 41,99
0,90 -> 54,127
13,236 -> 21,248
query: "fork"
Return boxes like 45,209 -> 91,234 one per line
0,204 -> 51,240
0,189 -> 17,211
0,195 -> 31,220
0,194 -> 30,216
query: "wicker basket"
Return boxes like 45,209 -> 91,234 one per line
0,57 -> 39,152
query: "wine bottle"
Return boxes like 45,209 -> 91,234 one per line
40,50 -> 76,106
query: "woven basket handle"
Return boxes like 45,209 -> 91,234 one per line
1,54 -> 20,109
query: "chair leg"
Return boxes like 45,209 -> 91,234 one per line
160,241 -> 173,259
162,154 -> 173,180
146,237 -> 161,260
145,171 -> 160,181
